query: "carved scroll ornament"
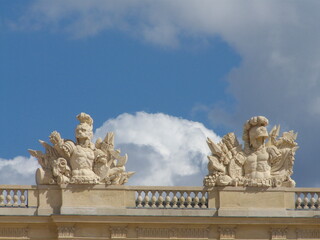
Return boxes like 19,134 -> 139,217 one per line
29,113 -> 134,185
204,116 -> 298,187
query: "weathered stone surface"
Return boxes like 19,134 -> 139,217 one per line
204,116 -> 298,187
0,184 -> 320,239
29,113 -> 134,185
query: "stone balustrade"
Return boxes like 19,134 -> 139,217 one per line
0,186 -> 31,207
1,185 -> 320,217
295,189 -> 320,209
132,186 -> 208,208
0,185 -> 37,215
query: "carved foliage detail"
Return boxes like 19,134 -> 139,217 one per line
110,226 -> 127,239
271,227 -> 287,239
57,226 -> 75,238
219,226 -> 236,240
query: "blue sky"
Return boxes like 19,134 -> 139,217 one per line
1,1 -> 320,187
0,3 -> 238,158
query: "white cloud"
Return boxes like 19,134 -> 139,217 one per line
94,112 -> 220,186
0,156 -> 39,185
0,113 -> 219,186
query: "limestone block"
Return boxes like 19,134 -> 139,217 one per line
37,185 -> 62,216
59,185 -> 136,215
215,187 -> 295,217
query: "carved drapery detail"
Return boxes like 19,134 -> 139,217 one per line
136,227 -> 209,239
271,227 -> 287,239
0,227 -> 28,238
29,113 -> 134,185
204,116 -> 298,188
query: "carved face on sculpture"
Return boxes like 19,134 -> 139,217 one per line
243,116 -> 269,152
75,123 -> 93,142
249,125 -> 268,146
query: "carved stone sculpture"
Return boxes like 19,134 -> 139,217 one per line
204,116 -> 298,187
29,113 -> 134,185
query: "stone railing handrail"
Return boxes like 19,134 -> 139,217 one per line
0,185 -> 36,190
1,185 -> 318,191
128,186 -> 208,190
293,187 -> 320,192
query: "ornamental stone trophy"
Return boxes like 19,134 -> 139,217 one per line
29,113 -> 134,185
204,116 -> 298,187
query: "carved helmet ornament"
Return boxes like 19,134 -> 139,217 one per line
29,113 -> 134,185
204,116 -> 298,187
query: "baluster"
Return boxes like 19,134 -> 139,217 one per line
179,196 -> 185,208
296,192 -> 302,209
303,193 -> 310,209
137,191 -> 143,208
165,195 -> 171,208
6,190 -> 12,206
20,190 -> 26,207
158,194 -> 164,208
144,192 -> 150,208
186,192 -> 192,208
0,190 -> 4,206
172,195 -> 178,208
201,195 -> 207,208
151,191 -> 157,208
13,190 -> 19,207
310,193 -> 316,209
194,195 -> 200,208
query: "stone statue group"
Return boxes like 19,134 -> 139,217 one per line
204,116 -> 298,187
30,113 -> 298,188
29,113 -> 134,185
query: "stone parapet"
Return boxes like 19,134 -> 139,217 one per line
0,185 -> 320,239
0,185 -> 319,218
213,186 -> 295,217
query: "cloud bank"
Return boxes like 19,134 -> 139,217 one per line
0,156 -> 38,185
8,1 -> 320,186
94,112 -> 219,186
0,112 -> 219,186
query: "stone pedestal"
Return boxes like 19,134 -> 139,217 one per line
36,185 -> 136,216
212,187 -> 295,217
